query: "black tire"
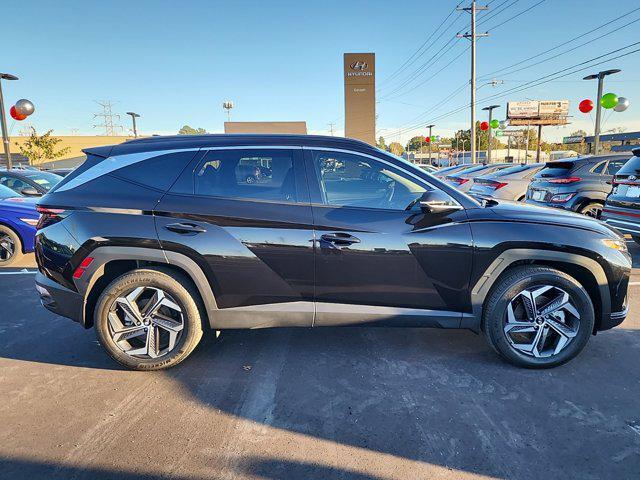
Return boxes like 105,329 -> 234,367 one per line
483,266 -> 595,368
579,202 -> 603,219
0,225 -> 24,267
94,267 -> 204,370
632,235 -> 640,246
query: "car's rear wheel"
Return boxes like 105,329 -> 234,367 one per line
483,266 -> 594,368
94,268 -> 204,370
0,225 -> 23,267
579,202 -> 603,218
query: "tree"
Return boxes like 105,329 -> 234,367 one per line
570,129 -> 587,138
178,125 -> 207,135
15,128 -> 70,165
388,142 -> 405,156
377,136 -> 387,150
407,136 -> 426,153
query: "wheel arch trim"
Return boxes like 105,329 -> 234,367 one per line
77,246 -> 218,327
468,248 -> 611,332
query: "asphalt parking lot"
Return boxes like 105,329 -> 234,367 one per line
1,244 -> 639,480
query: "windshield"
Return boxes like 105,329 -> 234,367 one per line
0,184 -> 20,199
22,171 -> 63,191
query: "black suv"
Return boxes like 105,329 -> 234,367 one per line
34,135 -> 630,370
602,148 -> 640,244
525,154 -> 630,217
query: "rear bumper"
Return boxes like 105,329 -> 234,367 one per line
601,210 -> 640,236
35,271 -> 84,325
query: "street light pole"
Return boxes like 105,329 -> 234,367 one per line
583,69 -> 620,154
0,73 -> 19,170
426,124 -> 435,166
482,104 -> 499,163
126,112 -> 141,138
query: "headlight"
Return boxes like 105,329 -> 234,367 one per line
601,238 -> 628,252
19,217 -> 39,226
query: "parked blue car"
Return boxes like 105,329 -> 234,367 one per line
0,184 -> 39,266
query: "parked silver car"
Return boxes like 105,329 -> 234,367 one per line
469,163 -> 544,201
445,163 -> 511,193
433,163 -> 479,179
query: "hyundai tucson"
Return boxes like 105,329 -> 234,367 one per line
34,135 -> 631,370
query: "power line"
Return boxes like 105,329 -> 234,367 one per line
484,0 -> 546,31
378,11 -> 466,96
93,100 -> 123,136
388,41 -> 640,137
379,2 -> 463,86
478,5 -> 640,80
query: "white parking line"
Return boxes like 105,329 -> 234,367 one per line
0,269 -> 37,275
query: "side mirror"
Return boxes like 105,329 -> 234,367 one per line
20,187 -> 40,196
418,190 -> 463,214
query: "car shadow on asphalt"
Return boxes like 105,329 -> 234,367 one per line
2,276 -> 640,479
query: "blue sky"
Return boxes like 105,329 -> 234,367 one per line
4,0 -> 640,143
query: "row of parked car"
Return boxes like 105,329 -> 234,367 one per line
419,149 -> 640,244
0,168 -> 67,266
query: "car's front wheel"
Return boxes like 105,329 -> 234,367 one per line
0,225 -> 23,267
94,268 -> 204,370
483,266 -> 594,368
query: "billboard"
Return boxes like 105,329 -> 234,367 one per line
344,53 -> 376,145
224,121 -> 307,134
507,101 -> 539,119
507,100 -> 570,126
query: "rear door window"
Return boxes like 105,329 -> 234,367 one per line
591,162 -> 606,174
188,149 -> 300,203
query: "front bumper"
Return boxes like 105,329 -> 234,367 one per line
600,305 -> 628,331
35,271 -> 84,324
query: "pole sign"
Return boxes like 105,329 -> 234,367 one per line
496,130 -> 525,137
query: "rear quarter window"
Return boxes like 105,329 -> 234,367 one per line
112,151 -> 197,191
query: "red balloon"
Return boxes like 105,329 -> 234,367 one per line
579,99 -> 594,114
480,121 -> 489,131
425,136 -> 431,143
10,106 -> 27,121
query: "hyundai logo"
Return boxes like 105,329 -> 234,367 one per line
350,61 -> 368,71
629,175 -> 637,181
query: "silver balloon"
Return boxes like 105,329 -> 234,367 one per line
499,120 -> 508,129
614,97 -> 629,112
14,99 -> 35,116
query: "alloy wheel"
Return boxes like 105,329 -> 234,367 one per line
582,204 -> 602,218
0,233 -> 15,263
503,285 -> 580,358
107,286 -> 184,359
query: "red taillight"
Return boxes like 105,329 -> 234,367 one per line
548,177 -> 581,184
492,182 -> 508,190
72,257 -> 94,280
448,176 -> 469,185
36,206 -> 68,229
36,206 -> 66,214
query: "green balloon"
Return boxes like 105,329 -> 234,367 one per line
490,119 -> 500,129
601,93 -> 618,109
430,135 -> 436,142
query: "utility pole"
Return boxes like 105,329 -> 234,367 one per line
426,124 -> 435,166
458,2 -> 488,164
482,105 -> 499,163
327,122 -> 335,136
126,112 -> 141,138
0,73 -> 19,170
583,69 -> 620,154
